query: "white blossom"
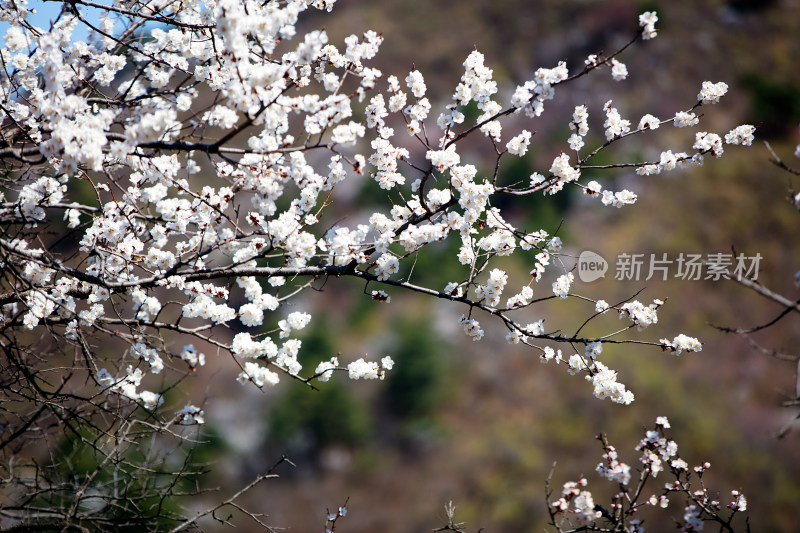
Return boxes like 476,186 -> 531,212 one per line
724,125 -> 755,146
459,314 -> 484,341
375,253 -> 400,281
697,81 -> 728,104
673,111 -> 699,128
693,132 -> 724,157
610,59 -> 628,81
552,273 -> 574,299
603,100 -> 631,140
660,334 -> 702,355
179,345 -> 206,368
347,358 -> 381,379
639,11 -> 658,39
315,357 -> 339,382
619,300 -> 661,330
638,113 -> 660,130
237,362 -> 280,387
506,130 -> 532,156
175,404 -> 205,425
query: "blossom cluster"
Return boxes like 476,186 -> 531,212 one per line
96,366 -> 163,410
0,1 -> 755,416
619,299 -> 662,330
549,418 -> 749,531
660,334 -> 703,355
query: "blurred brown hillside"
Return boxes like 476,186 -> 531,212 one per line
193,1 -> 800,532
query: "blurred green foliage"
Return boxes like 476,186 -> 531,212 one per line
740,73 -> 800,138
383,316 -> 447,423
66,174 -> 100,209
